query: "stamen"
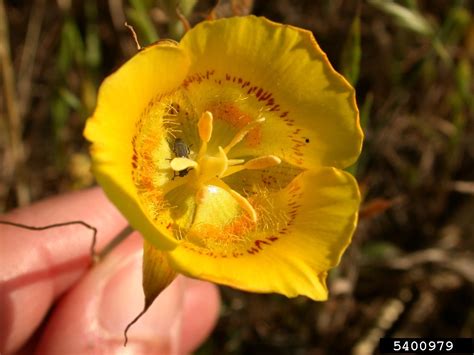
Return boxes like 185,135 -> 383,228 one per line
197,111 -> 213,159
198,111 -> 213,143
228,189 -> 257,223
223,118 -> 265,154
244,155 -> 281,169
220,166 -> 244,178
170,157 -> 197,171
228,158 -> 245,166
197,146 -> 228,182
195,185 -> 207,204
164,110 -> 277,229
217,147 -> 229,178
221,155 -> 281,178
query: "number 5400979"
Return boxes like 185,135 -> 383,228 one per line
393,340 -> 453,352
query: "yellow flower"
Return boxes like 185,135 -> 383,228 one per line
84,16 -> 363,305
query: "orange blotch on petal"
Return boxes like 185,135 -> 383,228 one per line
206,102 -> 262,148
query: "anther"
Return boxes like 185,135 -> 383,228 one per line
228,189 -> 257,223
198,111 -> 213,143
170,157 -> 197,171
223,118 -> 265,154
244,155 -> 281,169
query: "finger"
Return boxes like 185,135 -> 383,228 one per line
36,232 -> 220,354
0,188 -> 128,353
180,277 -> 221,354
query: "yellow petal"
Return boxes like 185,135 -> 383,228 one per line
84,42 -> 191,250
180,16 -> 362,168
223,160 -> 303,194
124,240 -> 177,344
167,167 -> 360,300
186,183 -> 245,248
272,168 -> 360,272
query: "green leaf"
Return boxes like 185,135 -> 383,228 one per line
340,15 -> 361,86
85,0 -> 101,69
368,0 -> 434,36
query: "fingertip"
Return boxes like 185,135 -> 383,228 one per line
34,233 -> 145,354
180,279 -> 220,353
0,187 -> 127,353
35,232 -> 220,354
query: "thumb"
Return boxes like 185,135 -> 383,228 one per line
36,232 -> 220,354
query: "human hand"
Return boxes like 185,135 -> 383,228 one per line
0,188 -> 220,354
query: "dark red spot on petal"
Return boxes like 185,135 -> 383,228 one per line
255,239 -> 270,250
247,247 -> 259,255
259,92 -> 271,102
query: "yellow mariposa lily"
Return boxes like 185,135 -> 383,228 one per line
84,16 -> 363,312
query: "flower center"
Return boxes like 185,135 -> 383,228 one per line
169,111 -> 281,223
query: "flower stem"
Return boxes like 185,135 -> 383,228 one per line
94,225 -> 134,263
